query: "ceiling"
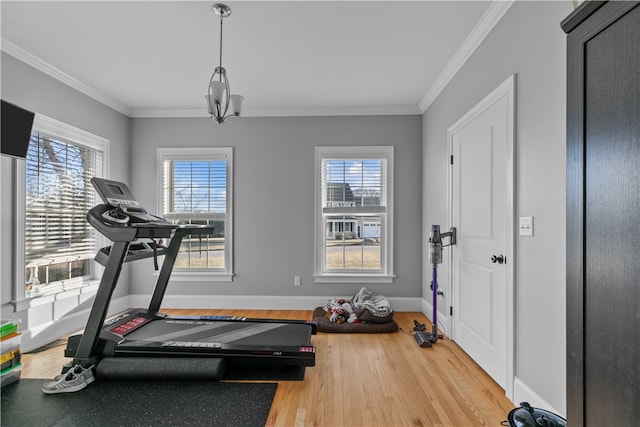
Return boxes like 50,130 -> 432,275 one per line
1,1 -> 509,118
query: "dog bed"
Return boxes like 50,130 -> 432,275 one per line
312,307 -> 398,333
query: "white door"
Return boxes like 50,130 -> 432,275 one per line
449,76 -> 515,394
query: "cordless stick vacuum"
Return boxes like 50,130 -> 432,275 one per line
415,225 -> 456,347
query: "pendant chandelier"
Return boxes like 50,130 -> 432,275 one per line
205,3 -> 244,124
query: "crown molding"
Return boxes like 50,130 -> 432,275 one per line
3,0 -> 513,120
1,38 -> 132,117
418,0 -> 515,113
131,105 -> 421,119
2,37 -> 419,119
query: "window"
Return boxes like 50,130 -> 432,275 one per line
314,146 -> 394,283
158,147 -> 233,281
17,115 -> 109,298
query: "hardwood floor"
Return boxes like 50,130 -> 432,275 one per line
21,309 -> 514,426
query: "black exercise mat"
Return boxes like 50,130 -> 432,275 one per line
223,360 -> 306,381
1,379 -> 276,427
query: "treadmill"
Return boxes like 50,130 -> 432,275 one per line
63,178 -> 316,382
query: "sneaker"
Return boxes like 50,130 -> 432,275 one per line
42,365 -> 95,394
52,364 -> 95,384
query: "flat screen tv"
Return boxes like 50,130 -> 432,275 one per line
1,100 -> 35,159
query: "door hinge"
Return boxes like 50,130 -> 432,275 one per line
449,306 -> 453,316
450,155 -> 454,165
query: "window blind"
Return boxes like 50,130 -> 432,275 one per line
162,160 -> 227,218
321,159 -> 386,213
24,133 -> 102,270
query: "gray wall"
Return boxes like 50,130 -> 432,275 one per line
422,1 -> 571,415
2,0 -> 573,412
0,53 -> 131,347
1,51 -> 422,344
130,115 -> 423,300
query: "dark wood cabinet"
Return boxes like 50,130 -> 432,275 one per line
562,1 -> 640,426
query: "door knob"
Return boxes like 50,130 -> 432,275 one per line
491,254 -> 505,264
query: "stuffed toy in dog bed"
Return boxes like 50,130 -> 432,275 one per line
314,288 -> 398,333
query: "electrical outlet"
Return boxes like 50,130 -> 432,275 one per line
294,276 -> 301,286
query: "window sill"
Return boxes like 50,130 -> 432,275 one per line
157,272 -> 235,283
314,274 -> 395,284
13,281 -> 100,311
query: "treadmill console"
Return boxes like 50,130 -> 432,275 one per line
91,178 -> 167,225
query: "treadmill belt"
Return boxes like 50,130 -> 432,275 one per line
123,319 -> 311,347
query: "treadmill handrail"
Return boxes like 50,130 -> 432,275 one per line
87,204 -> 177,241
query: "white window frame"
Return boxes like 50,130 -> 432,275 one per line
13,114 -> 109,310
314,146 -> 395,283
157,147 -> 234,282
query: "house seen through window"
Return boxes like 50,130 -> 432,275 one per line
315,146 -> 394,282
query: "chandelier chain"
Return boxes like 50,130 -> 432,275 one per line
218,15 -> 224,79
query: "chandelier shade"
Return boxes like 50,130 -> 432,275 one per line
205,4 -> 244,124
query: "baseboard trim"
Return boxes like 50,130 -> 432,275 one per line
130,294 -> 423,312
513,377 -> 565,418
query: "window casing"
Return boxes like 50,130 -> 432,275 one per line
157,147 -> 233,281
15,114 -> 109,301
314,146 -> 394,283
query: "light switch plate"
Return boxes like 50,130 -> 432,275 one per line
520,216 -> 533,236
